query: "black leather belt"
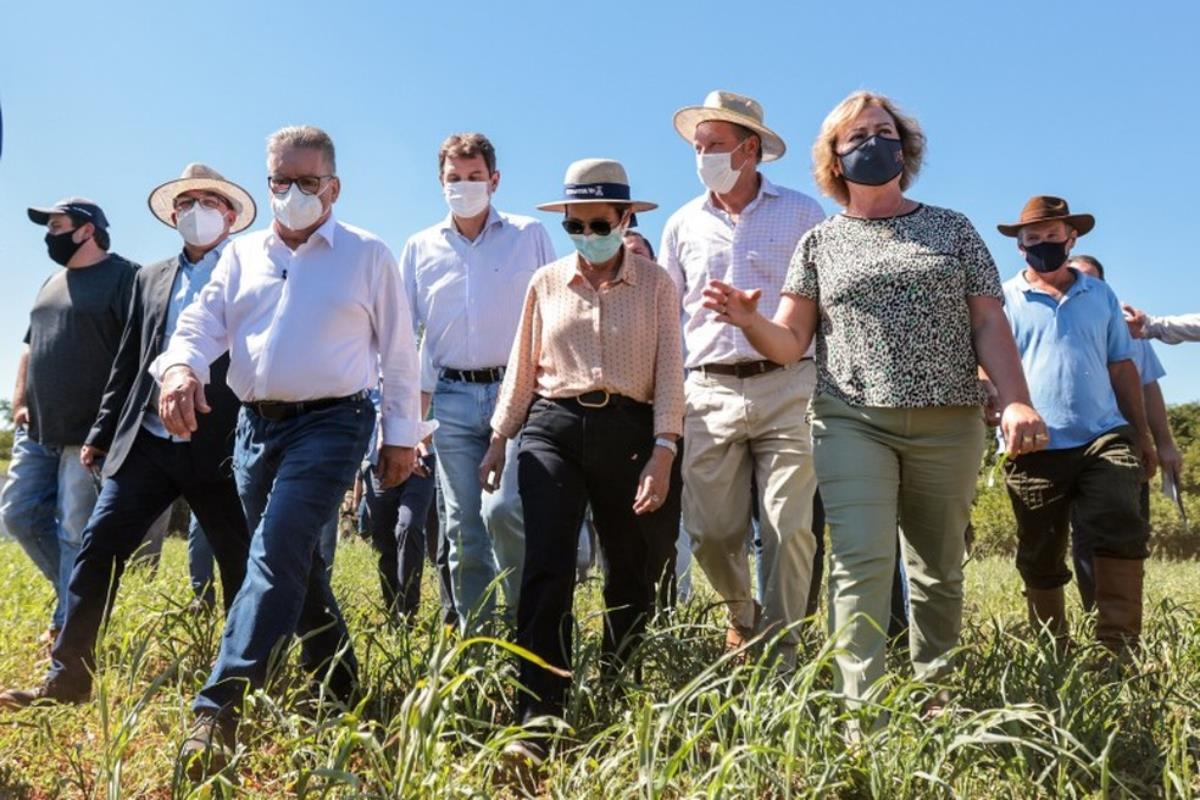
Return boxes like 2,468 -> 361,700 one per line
442,367 -> 505,383
696,359 -> 786,379
540,391 -> 648,411
244,390 -> 369,422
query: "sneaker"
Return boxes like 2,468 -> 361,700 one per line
497,738 -> 546,790
180,714 -> 235,782
0,681 -> 88,711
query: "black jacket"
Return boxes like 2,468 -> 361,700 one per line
86,254 -> 239,482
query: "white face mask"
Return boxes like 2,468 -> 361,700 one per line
176,204 -> 228,248
696,150 -> 743,194
443,180 -> 491,218
271,184 -> 328,231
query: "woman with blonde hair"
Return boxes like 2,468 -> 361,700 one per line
704,91 -> 1047,705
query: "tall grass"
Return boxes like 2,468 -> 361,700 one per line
0,540 -> 1197,799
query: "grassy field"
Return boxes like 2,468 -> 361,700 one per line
0,538 -> 1197,799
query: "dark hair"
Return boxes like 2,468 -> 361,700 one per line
439,132 -> 497,175
623,230 -> 655,260
69,216 -> 108,251
1067,254 -> 1104,280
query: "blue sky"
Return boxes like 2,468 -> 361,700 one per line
2,1 -> 1197,403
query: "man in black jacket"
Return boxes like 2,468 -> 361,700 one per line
0,164 -> 257,709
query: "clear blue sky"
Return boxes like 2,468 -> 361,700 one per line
1,1 -> 1196,402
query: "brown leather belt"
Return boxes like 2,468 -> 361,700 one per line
442,366 -> 505,383
695,359 -> 785,379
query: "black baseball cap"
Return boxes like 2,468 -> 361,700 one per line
27,197 -> 109,229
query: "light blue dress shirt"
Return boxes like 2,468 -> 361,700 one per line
1002,268 -> 1136,450
1131,339 -> 1165,386
142,242 -> 225,440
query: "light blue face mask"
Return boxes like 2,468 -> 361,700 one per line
570,229 -> 624,264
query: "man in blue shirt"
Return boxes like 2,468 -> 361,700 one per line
0,165 -> 255,710
997,196 -> 1156,655
1065,255 -> 1182,611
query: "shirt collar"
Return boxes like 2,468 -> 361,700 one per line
1017,266 -> 1089,297
267,212 -> 338,251
179,237 -> 229,270
703,172 -> 779,217
440,205 -> 503,237
568,248 -> 639,287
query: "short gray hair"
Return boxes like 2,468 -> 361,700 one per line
266,125 -> 337,173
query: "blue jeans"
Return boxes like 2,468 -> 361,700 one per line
431,377 -> 523,625
194,398 -> 373,718
0,428 -> 98,628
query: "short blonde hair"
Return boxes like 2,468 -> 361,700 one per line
812,91 -> 925,207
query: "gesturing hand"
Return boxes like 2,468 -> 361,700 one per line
701,280 -> 762,329
159,365 -> 210,437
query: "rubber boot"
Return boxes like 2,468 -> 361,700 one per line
1093,556 -> 1144,655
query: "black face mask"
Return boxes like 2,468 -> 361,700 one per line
45,229 -> 85,267
1024,241 -> 1070,273
839,135 -> 905,186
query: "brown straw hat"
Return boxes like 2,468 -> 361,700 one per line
672,90 -> 786,162
147,163 -> 256,233
997,195 -> 1095,238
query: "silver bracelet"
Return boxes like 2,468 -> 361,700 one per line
654,437 -> 678,456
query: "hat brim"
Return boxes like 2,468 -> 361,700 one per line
27,206 -> 61,225
536,199 -> 658,214
672,107 -> 786,162
997,213 -> 1095,238
147,177 -> 257,233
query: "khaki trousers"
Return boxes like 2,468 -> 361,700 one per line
682,361 -> 818,646
812,394 -> 984,702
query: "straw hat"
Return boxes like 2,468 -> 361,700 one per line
536,158 -> 657,214
147,163 -> 256,233
673,90 -> 786,162
997,195 -> 1094,238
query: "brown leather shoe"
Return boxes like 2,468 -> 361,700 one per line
724,601 -> 763,661
0,681 -> 88,711
180,714 -> 235,782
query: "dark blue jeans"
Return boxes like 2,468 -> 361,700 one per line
362,457 -> 439,618
193,397 -> 373,718
47,429 -> 250,694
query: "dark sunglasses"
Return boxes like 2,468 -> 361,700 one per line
561,217 -> 620,236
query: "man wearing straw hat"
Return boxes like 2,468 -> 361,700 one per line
0,164 -> 255,711
149,126 -> 431,775
996,195 -> 1155,654
660,91 -> 824,663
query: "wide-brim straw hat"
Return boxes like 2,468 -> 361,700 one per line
673,90 -> 786,162
147,163 -> 256,233
536,158 -> 657,214
997,195 -> 1094,237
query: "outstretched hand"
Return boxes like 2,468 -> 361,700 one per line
701,280 -> 762,329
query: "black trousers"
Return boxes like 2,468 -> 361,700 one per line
362,458 -> 442,618
1005,426 -> 1148,590
48,429 -> 250,693
515,397 -> 676,721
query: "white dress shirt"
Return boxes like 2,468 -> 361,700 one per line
400,207 -> 556,392
151,214 -> 432,447
1146,312 -> 1200,344
660,176 -> 824,367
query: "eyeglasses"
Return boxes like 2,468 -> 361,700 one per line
562,217 -> 620,236
173,195 -> 228,212
267,175 -> 334,196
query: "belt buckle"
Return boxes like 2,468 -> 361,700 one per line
576,390 -> 610,409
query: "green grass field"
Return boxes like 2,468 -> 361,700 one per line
0,537 -> 1197,799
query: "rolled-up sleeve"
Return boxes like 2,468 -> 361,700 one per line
373,244 -> 436,446
150,247 -> 234,385
491,280 -> 542,439
652,275 -> 685,437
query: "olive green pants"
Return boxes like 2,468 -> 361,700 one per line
812,395 -> 984,702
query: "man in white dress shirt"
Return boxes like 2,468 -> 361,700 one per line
400,132 -> 555,626
152,126 -> 431,775
660,91 -> 824,664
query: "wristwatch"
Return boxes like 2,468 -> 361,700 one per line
654,436 -> 678,456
